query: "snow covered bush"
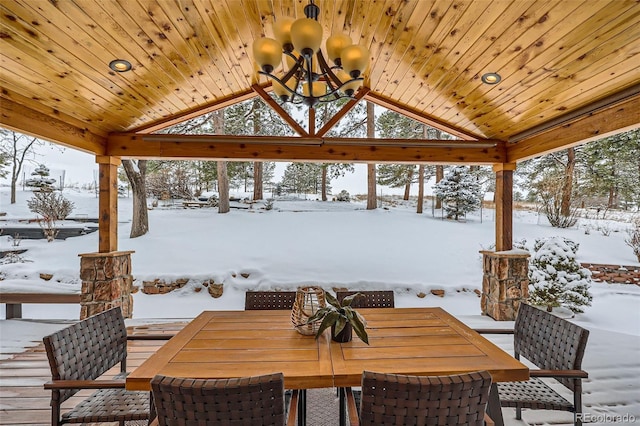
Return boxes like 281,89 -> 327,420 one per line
264,198 -> 275,210
336,190 -> 350,202
528,237 -> 593,313
625,217 -> 640,262
433,166 -> 481,220
27,191 -> 74,242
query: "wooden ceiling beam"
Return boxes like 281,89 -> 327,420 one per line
507,94 -> 640,162
363,92 -> 481,141
0,97 -> 106,154
315,88 -> 370,138
251,84 -> 308,137
128,88 -> 263,134
508,83 -> 640,143
107,133 -> 505,164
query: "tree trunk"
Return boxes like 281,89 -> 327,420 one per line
560,147 -> 575,216
367,164 -> 377,209
211,110 -> 229,213
321,166 -> 328,201
253,162 -> 263,200
366,101 -> 377,210
435,165 -> 444,209
403,168 -> 413,200
9,132 -> 37,204
217,161 -> 230,213
122,159 -> 149,238
417,165 -> 424,214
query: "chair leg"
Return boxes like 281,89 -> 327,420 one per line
574,380 -> 583,426
486,384 -> 505,426
51,393 -> 61,426
515,404 -> 522,420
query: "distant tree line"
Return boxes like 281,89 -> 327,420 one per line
2,103 -> 638,238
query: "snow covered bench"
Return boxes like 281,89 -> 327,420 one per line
0,292 -> 80,319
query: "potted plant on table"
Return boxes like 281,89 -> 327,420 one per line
306,291 -> 369,344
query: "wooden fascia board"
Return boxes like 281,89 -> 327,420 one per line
107,133 -> 505,164
0,97 -> 106,154
507,94 -> 640,162
363,92 -> 481,141
128,87 -> 265,134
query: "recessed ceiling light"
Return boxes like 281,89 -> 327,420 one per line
109,59 -> 132,73
481,72 -> 501,85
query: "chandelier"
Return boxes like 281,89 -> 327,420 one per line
252,0 -> 369,108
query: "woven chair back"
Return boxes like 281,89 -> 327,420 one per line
245,291 -> 296,310
359,370 -> 492,426
336,290 -> 395,308
514,303 -> 589,391
43,307 -> 127,403
151,372 -> 286,426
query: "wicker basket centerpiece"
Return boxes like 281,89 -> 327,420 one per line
291,286 -> 326,335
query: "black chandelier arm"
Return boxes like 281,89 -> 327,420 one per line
315,50 -> 342,91
280,55 -> 305,85
258,71 -> 302,99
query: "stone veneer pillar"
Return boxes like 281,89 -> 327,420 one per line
79,251 -> 135,319
480,250 -> 530,321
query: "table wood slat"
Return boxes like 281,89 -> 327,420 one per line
125,307 -> 528,393
330,308 -> 529,386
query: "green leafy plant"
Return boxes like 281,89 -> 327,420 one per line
306,291 -> 369,344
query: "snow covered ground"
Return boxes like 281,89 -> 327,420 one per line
1,187 -> 639,425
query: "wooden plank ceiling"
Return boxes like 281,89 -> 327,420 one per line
1,0 -> 639,164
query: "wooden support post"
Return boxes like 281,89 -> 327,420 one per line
96,156 -> 121,253
493,163 -> 515,252
308,108 -> 316,136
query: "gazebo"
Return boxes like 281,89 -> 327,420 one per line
1,0 -> 639,320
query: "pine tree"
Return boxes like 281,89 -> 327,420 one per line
26,164 -> 56,191
280,163 -> 322,195
432,166 -> 481,220
528,237 -> 593,313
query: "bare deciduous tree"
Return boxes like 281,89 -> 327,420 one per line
27,191 -> 74,242
1,130 -> 40,204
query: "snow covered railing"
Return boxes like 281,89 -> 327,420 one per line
0,292 -> 80,319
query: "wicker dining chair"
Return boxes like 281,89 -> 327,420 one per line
336,290 -> 395,308
245,290 -> 297,310
488,303 -> 590,426
42,307 -> 150,426
345,370 -> 494,426
151,372 -> 298,426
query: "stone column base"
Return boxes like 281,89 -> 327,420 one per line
79,251 -> 135,319
480,250 -> 530,321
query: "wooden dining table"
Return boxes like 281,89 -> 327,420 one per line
126,307 -> 528,426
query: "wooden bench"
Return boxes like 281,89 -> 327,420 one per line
0,292 -> 80,319
182,200 -> 208,208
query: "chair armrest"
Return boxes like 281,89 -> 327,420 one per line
127,334 -> 175,340
530,369 -> 588,379
484,413 -> 495,426
345,387 -> 360,426
286,390 -> 299,426
44,379 -> 125,390
473,328 -> 514,335
149,419 -> 159,426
